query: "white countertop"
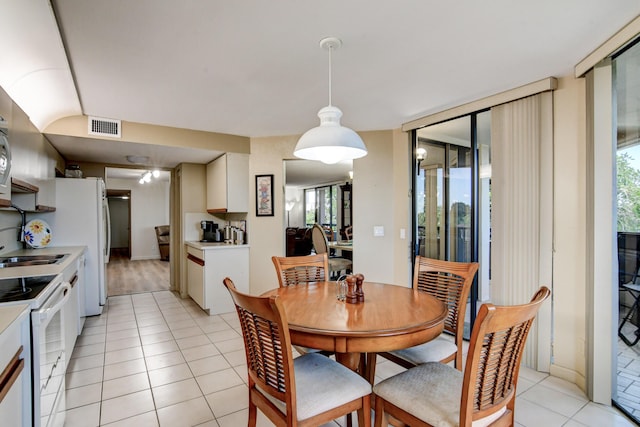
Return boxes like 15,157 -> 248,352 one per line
185,241 -> 250,250
0,246 -> 87,279
0,304 -> 29,336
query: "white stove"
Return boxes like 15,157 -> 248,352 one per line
0,273 -> 71,427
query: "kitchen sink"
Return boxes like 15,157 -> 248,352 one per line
0,254 -> 69,268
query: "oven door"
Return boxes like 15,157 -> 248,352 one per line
32,280 -> 71,427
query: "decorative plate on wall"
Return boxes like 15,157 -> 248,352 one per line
24,219 -> 52,248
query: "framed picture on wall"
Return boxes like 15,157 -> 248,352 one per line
256,174 -> 274,216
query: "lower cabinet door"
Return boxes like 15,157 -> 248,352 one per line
187,254 -> 206,310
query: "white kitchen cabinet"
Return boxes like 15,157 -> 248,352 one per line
186,246 -> 206,309
61,252 -> 85,367
0,304 -> 31,427
186,243 -> 249,314
206,153 -> 249,213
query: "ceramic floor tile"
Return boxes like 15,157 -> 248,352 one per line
143,340 -> 180,357
63,402 -> 100,427
205,384 -> 248,418
152,377 -> 203,409
140,331 -> 174,346
167,318 -> 198,331
222,349 -> 246,367
107,320 -> 138,332
66,366 -> 104,389
171,326 -> 205,340
539,375 -> 590,400
106,328 -> 140,342
176,334 -> 211,350
139,323 -> 170,336
199,321 -> 233,334
520,384 -> 587,418
181,343 -> 221,362
214,337 -> 244,353
135,311 -> 165,321
195,368 -> 244,395
101,410 -> 159,427
207,330 -> 240,343
194,421 -> 220,427
65,382 -> 102,409
104,346 -> 144,365
71,342 -> 105,359
156,396 -> 215,427
105,336 -> 142,352
84,317 -> 107,328
100,389 -> 155,425
188,354 -> 231,377
145,350 -> 186,371
571,402 -> 636,426
514,397 -> 569,426
82,325 -> 107,336
102,371 -> 150,400
76,333 -> 106,346
67,353 -> 104,372
107,314 -> 136,325
148,362 -> 193,387
103,357 -> 147,381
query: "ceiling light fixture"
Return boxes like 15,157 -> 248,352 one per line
294,37 -> 367,165
139,170 -> 160,184
126,155 -> 150,164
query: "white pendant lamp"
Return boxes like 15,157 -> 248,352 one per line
294,37 -> 367,165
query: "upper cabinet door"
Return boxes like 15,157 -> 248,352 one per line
207,153 -> 249,213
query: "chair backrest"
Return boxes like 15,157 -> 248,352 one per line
412,257 -> 479,339
344,226 -> 353,240
272,253 -> 329,287
311,223 -> 328,255
222,278 -> 298,420
460,286 -> 551,425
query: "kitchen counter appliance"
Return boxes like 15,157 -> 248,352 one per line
0,273 -> 72,427
200,221 -> 220,242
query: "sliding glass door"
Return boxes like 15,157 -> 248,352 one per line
413,111 -> 491,337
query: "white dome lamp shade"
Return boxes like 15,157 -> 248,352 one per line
294,37 -> 367,165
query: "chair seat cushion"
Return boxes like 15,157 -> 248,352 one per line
374,362 -> 506,427
390,336 -> 457,365
329,257 -> 352,271
259,353 -> 371,421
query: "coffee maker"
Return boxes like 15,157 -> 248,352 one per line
200,221 -> 219,242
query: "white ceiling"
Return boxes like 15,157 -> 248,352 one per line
3,1 -> 640,179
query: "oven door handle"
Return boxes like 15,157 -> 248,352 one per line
33,282 -> 71,327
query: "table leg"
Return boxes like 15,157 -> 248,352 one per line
335,352 -> 361,371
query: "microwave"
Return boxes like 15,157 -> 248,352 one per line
0,117 -> 11,187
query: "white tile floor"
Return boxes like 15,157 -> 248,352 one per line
63,290 -> 636,427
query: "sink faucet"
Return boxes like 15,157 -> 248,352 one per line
10,204 -> 26,249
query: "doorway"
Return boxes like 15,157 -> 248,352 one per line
107,189 -> 131,258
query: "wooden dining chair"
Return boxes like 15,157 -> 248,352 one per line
272,253 -> 329,287
311,223 -> 352,279
222,277 -> 372,427
378,256 -> 479,370
373,286 -> 551,427
271,253 -> 333,356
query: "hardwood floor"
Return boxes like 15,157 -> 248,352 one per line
107,249 -> 170,296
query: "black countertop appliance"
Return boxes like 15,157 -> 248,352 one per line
200,220 -> 220,242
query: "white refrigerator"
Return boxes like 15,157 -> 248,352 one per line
46,177 -> 111,316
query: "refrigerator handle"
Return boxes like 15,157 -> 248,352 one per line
104,198 -> 111,263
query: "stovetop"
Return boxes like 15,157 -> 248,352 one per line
0,275 -> 58,303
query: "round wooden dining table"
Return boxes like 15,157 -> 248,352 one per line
262,281 -> 448,379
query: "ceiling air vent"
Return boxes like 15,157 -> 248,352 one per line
88,116 -> 121,138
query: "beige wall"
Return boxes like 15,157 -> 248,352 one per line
248,130 -> 412,296
551,76 -> 588,389
0,86 -> 64,254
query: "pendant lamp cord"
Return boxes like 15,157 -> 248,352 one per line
328,44 -> 333,106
